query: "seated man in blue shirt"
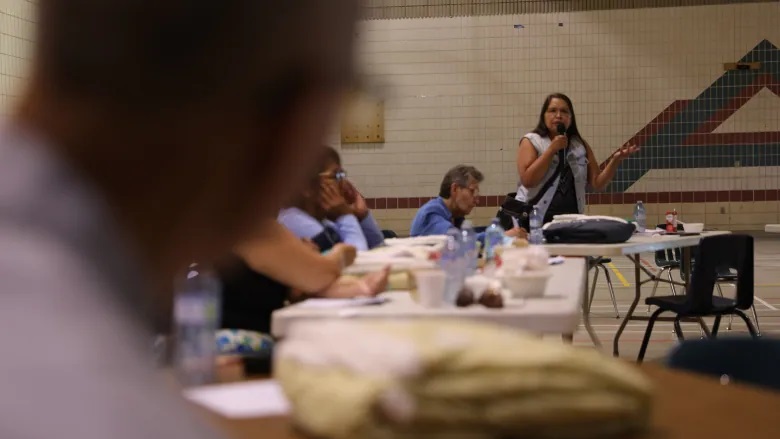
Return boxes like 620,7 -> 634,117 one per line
279,146 -> 384,252
410,165 -> 526,240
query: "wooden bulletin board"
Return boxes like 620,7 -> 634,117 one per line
340,90 -> 385,144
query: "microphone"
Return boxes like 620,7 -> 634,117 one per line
556,123 -> 568,156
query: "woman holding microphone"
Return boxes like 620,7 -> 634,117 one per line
515,93 -> 639,224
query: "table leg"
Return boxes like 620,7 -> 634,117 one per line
581,258 -> 602,348
613,254 -> 642,357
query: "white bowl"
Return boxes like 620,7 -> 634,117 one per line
684,223 -> 704,233
502,270 -> 552,298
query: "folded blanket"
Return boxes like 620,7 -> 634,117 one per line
274,320 -> 653,439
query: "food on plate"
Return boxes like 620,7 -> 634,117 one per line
456,287 -> 475,307
478,288 -> 504,308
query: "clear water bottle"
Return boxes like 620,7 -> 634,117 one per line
529,205 -> 544,245
460,220 -> 478,276
173,263 -> 222,387
440,228 -> 464,305
483,218 -> 505,264
634,201 -> 647,233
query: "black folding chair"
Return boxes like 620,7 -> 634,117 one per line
638,234 -> 759,362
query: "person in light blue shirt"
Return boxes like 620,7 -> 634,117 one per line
279,146 -> 384,252
410,165 -> 526,241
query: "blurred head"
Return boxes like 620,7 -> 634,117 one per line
317,146 -> 345,187
533,93 -> 583,141
16,0 -> 360,279
298,146 -> 346,219
439,165 -> 483,217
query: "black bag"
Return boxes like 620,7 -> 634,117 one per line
496,157 -> 565,230
543,219 -> 635,244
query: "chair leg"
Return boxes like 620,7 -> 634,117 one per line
599,264 -> 620,319
667,268 -> 678,296
734,310 -> 760,338
751,304 -> 761,336
638,308 -> 665,363
672,316 -> 685,341
647,267 -> 668,314
588,265 -> 600,311
711,315 -> 722,338
716,283 -> 734,331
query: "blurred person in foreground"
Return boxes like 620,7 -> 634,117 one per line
0,0 -> 360,438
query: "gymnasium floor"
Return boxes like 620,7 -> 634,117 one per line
571,232 -> 780,361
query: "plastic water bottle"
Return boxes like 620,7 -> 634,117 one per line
483,218 -> 505,264
440,228 -> 464,305
529,205 -> 544,245
634,201 -> 647,233
460,220 -> 478,276
173,263 -> 222,387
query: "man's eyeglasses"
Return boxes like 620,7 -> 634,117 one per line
319,170 -> 347,182
462,186 -> 479,197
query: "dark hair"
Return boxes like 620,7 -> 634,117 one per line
297,145 -> 342,201
532,93 -> 587,145
321,145 -> 342,169
439,165 -> 484,198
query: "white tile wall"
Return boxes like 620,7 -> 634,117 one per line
0,0 -> 34,117
340,3 -> 780,201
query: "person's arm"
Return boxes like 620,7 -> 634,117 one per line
586,142 -> 640,191
236,222 -> 355,293
277,208 -> 325,239
341,180 -> 384,249
359,212 -> 385,249
517,136 -> 566,188
330,215 -> 369,251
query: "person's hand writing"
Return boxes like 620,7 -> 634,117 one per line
319,180 -> 352,220
549,135 -> 569,153
612,144 -> 640,162
361,265 -> 391,296
504,227 -> 528,239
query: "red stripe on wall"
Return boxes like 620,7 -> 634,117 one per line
683,131 -> 780,146
366,190 -> 779,209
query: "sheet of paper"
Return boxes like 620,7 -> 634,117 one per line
298,297 -> 389,309
183,380 -> 290,419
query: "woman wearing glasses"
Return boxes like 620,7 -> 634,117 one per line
278,146 -> 384,251
515,93 -> 639,224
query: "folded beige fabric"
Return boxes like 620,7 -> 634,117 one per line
274,320 -> 653,439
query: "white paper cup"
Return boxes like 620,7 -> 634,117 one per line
412,269 -> 446,308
